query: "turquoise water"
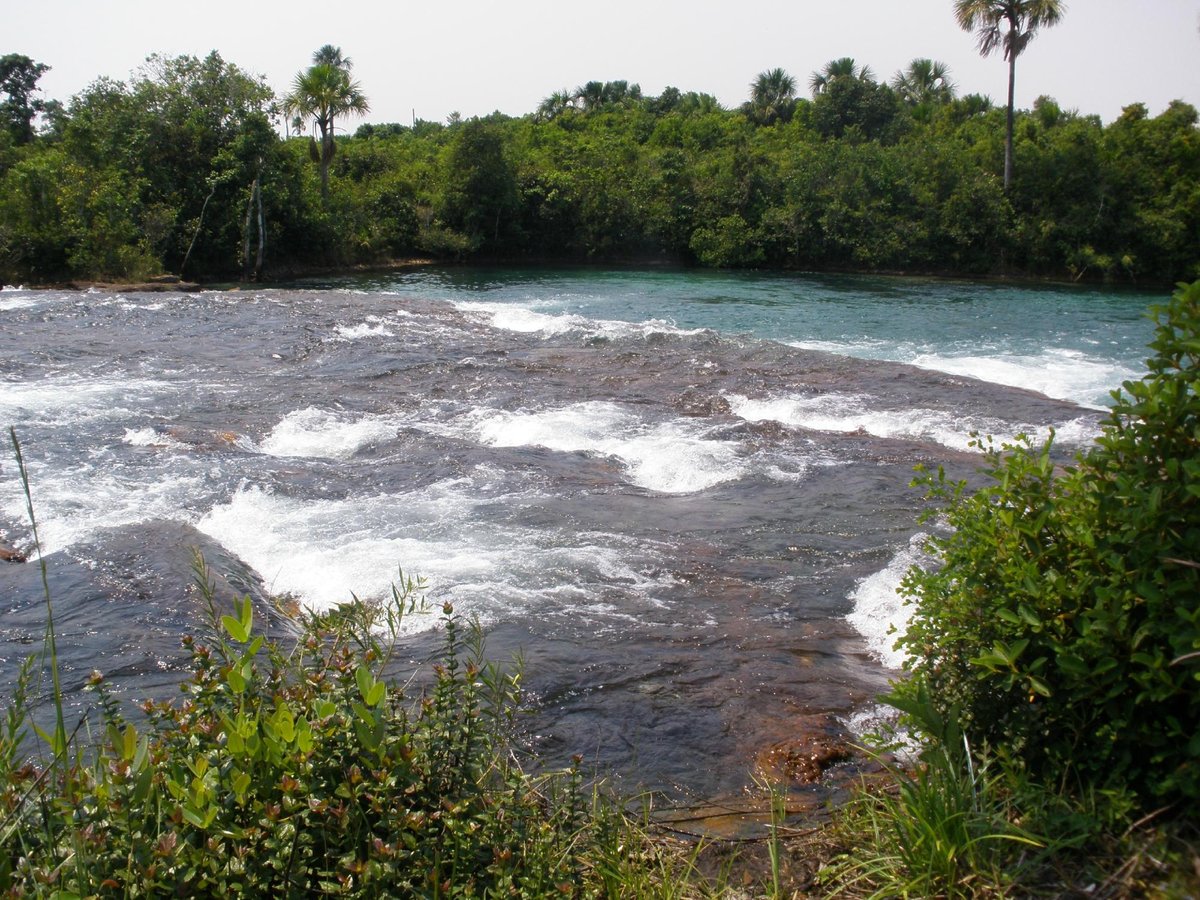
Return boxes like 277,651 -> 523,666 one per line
330,268 -> 1160,409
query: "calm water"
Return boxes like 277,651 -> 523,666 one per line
0,268 -> 1157,799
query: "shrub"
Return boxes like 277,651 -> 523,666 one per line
0,556 -> 638,897
890,280 -> 1200,804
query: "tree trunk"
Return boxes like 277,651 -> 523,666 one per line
180,183 -> 216,278
1004,51 -> 1016,191
242,177 -> 258,282
255,178 -> 265,279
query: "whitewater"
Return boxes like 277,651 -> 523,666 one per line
0,268 -> 1156,798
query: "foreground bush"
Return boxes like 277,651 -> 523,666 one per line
0,558 -> 676,897
891,280 -> 1200,804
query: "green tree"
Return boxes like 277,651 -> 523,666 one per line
284,52 -> 369,202
891,58 -> 955,107
748,68 -> 797,125
809,57 -> 874,97
0,54 -> 50,145
439,119 -> 519,252
954,0 -> 1066,189
312,44 -> 353,72
810,74 -> 903,142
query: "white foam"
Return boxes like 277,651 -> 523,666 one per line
197,481 -> 670,625
726,392 -> 999,452
846,533 -> 933,669
457,300 -> 706,342
0,376 -> 177,427
908,349 -> 1136,410
257,408 -> 401,460
785,338 -> 1136,410
459,302 -> 589,335
0,294 -> 42,311
122,427 -> 186,450
333,319 -> 396,340
0,460 -> 206,555
454,401 -> 745,493
727,392 -> 1100,453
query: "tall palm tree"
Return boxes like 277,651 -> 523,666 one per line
749,67 -> 797,125
284,61 -> 369,202
809,57 -> 874,96
891,58 -> 956,106
954,0 -> 1066,189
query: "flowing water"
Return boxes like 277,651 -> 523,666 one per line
0,268 -> 1157,800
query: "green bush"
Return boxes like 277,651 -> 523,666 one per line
890,280 -> 1200,804
0,556 -> 653,897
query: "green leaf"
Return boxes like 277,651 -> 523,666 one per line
182,803 -> 216,830
221,614 -> 249,644
366,681 -> 386,708
295,717 -> 314,753
221,595 -> 254,643
356,665 -> 373,702
227,668 -> 246,693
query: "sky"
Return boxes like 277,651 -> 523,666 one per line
8,0 -> 1200,129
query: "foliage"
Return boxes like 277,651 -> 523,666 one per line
1,45 -> 1197,284
0,54 -> 50,145
890,280 -> 1200,804
954,0 -> 1066,188
283,48 -> 369,203
0,554 -> 706,897
747,68 -> 797,126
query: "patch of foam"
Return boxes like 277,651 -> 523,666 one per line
0,293 -> 45,311
257,407 -> 401,461
456,401 -> 745,493
727,392 -> 1001,452
333,318 -> 396,340
908,349 -> 1136,410
727,392 -> 1099,453
458,301 -> 588,335
0,461 -> 206,554
845,533 -> 932,669
197,481 -> 670,625
122,427 -> 186,450
0,376 -> 177,427
457,300 -> 706,342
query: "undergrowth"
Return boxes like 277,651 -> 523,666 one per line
0,540 -> 715,897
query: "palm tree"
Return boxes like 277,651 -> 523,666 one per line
748,67 -> 797,125
284,60 -> 369,202
954,0 -> 1066,189
312,44 -> 352,72
891,58 -> 955,106
573,81 -> 606,112
809,57 -> 874,96
536,89 -> 575,122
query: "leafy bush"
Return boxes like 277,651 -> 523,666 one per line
0,555 -> 654,897
891,280 -> 1200,804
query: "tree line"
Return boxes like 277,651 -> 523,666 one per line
0,38 -> 1196,286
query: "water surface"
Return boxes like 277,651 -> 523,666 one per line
0,269 -> 1157,798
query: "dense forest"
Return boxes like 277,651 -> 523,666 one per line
0,47 -> 1197,285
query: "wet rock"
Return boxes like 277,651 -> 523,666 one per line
676,390 -> 731,418
0,542 -> 27,563
755,714 -> 855,785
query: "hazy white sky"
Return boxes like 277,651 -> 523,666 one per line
9,0 -> 1200,128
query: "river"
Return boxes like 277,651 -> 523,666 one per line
0,267 -> 1157,800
